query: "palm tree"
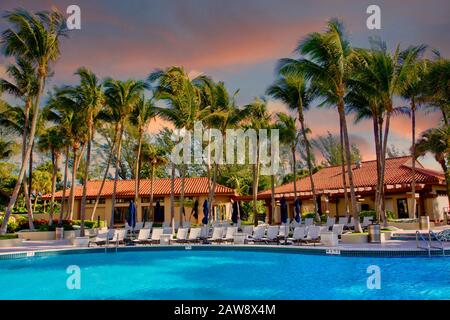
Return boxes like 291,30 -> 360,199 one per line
0,8 -> 67,234
37,127 -> 64,224
194,77 -> 246,219
280,19 -> 362,232
415,126 -> 450,205
129,95 -> 156,205
69,68 -> 105,236
142,143 -> 168,221
243,97 -> 272,226
401,52 -> 428,218
45,90 -> 87,220
149,66 -> 205,227
0,58 -> 39,229
104,79 -> 146,227
267,70 -> 319,219
347,42 -> 424,225
424,55 -> 450,125
275,113 -> 299,221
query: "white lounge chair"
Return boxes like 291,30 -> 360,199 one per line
338,217 -> 348,225
162,227 -> 173,235
326,216 -> 335,230
150,228 -> 163,244
133,228 -> 151,244
287,226 -> 307,244
263,226 -> 280,244
347,217 -> 355,229
187,228 -> 202,243
143,221 -> 153,229
304,218 -> 314,227
301,226 -> 321,245
134,222 -> 144,231
175,228 -> 189,243
112,229 -> 126,244
249,226 -> 265,243
200,226 -> 209,239
208,227 -> 224,243
162,222 -> 170,228
242,225 -> 254,236
224,227 -> 238,243
332,224 -> 345,238
90,229 -> 114,246
278,224 -> 290,240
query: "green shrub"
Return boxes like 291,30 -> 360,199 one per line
0,234 -> 18,240
360,210 -> 376,218
302,212 -> 316,219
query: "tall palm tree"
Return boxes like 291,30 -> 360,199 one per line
142,143 -> 168,221
129,95 -> 156,205
149,66 -> 205,227
415,126 -> 450,205
104,79 -> 146,227
0,8 -> 67,234
243,97 -> 272,226
347,42 -> 424,225
267,70 -> 319,219
424,55 -> 450,125
280,19 -> 362,232
275,113 -> 299,221
0,58 -> 39,219
45,90 -> 87,220
401,52 -> 428,218
69,68 -> 105,236
37,127 -> 64,224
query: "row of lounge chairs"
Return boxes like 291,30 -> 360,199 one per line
90,223 -> 348,247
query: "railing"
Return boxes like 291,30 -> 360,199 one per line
416,230 -> 446,257
416,231 -> 431,257
429,230 -> 445,257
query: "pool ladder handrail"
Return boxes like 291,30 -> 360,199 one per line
429,230 -> 445,257
416,230 -> 445,257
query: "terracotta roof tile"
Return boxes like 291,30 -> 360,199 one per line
43,177 -> 235,200
259,156 -> 445,196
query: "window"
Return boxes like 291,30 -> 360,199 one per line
116,198 -> 130,204
142,205 -> 165,223
86,198 -> 105,205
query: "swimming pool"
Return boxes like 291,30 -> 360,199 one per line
1,249 -> 449,299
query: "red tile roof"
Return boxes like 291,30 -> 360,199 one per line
259,156 -> 445,197
43,177 -> 235,200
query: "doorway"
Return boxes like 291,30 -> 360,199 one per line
397,198 -> 409,219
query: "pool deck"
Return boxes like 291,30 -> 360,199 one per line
1,237 -> 449,259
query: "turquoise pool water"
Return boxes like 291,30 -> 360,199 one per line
0,249 -> 449,299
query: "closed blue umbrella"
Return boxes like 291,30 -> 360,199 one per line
280,196 -> 288,224
127,200 -> 136,229
294,198 -> 302,223
202,199 -> 209,225
231,201 -> 239,224
155,200 -> 162,222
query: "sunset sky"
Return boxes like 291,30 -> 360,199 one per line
1,0 -> 449,170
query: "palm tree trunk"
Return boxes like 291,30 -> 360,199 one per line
292,146 -> 298,200
380,111 -> 392,227
299,115 -> 319,221
68,146 -> 79,220
28,142 -> 34,199
170,162 -> 175,227
149,163 -> 155,221
411,103 -> 417,218
90,127 -> 118,220
372,115 -> 382,223
110,122 -> 124,228
49,151 -> 59,226
59,146 -> 69,225
21,99 -> 34,230
270,174 -> 275,224
134,129 -> 143,204
339,117 -> 349,218
338,99 -> 362,232
252,148 -> 260,226
179,164 -> 186,227
0,74 -> 44,235
80,125 -> 93,237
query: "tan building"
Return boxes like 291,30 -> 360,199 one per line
255,156 -> 449,223
43,177 -> 236,226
